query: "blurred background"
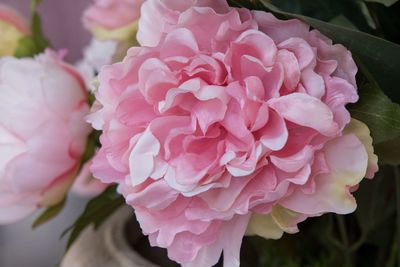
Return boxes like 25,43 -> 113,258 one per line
0,1 -> 92,266
1,0 -> 91,62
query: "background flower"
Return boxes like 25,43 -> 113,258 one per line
0,50 -> 91,224
83,0 -> 144,41
78,0 -> 145,85
0,3 -> 29,56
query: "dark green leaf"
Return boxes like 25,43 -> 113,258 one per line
365,0 -> 399,7
329,15 -> 357,30
354,167 -> 396,239
368,1 -> 400,44
256,0 -> 400,103
349,80 -> 400,144
14,37 -> 40,58
271,0 -> 374,33
374,137 -> 400,165
271,0 -> 301,14
347,59 -> 400,145
32,198 -> 66,229
62,186 -> 124,250
227,0 -> 258,9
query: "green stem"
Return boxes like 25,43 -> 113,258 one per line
350,231 -> 367,252
336,215 -> 352,267
394,166 -> 400,267
385,239 -> 398,267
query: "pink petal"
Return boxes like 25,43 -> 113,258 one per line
258,109 -> 288,151
269,93 -> 339,136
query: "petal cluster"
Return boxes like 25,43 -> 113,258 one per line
89,0 -> 378,266
0,50 -> 91,223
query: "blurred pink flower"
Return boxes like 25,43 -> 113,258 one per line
79,0 -> 146,84
0,3 -> 29,56
0,50 -> 91,224
83,0 -> 144,41
89,0 -> 378,265
0,3 -> 29,33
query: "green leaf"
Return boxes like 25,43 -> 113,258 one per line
330,15 -> 357,30
256,0 -> 400,103
31,12 -> 49,51
354,167 -> 396,244
14,0 -> 49,58
271,0 -> 301,14
347,58 -> 400,145
271,0 -> 374,33
364,0 -> 399,7
227,0 -> 258,9
369,0 -> 400,44
349,80 -> 400,144
32,198 -> 66,229
62,186 -> 124,250
14,37 -> 40,58
347,59 -> 400,164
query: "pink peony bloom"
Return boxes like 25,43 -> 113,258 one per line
0,4 -> 30,56
89,0 -> 378,266
0,50 -> 91,224
83,0 -> 144,41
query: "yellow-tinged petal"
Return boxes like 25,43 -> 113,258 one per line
246,212 -> 284,240
89,20 -> 139,42
0,21 -> 26,56
40,167 -> 77,206
271,205 -> 304,234
246,206 -> 305,240
280,133 -> 369,215
344,118 -> 378,178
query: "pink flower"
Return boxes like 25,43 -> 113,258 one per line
89,0 -> 378,266
83,0 -> 144,41
0,4 -> 30,56
0,50 -> 91,224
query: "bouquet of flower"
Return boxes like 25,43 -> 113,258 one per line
0,0 -> 399,266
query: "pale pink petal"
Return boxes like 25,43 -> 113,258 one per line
129,129 -> 161,186
253,11 -> 309,43
269,93 -> 339,136
258,110 -> 288,151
